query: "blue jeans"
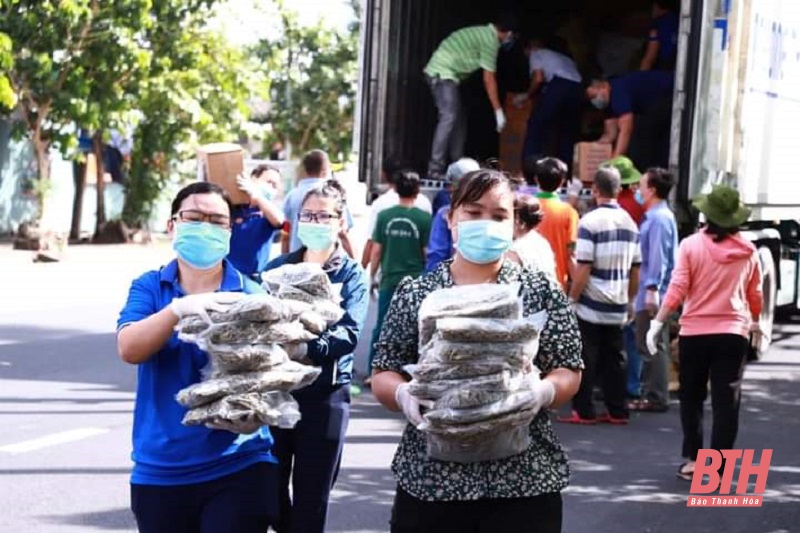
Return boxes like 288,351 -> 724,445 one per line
427,76 -> 466,176
624,321 -> 642,398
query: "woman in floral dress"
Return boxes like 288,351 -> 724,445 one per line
371,169 -> 583,532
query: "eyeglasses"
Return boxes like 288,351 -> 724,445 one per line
173,209 -> 231,228
298,211 -> 340,223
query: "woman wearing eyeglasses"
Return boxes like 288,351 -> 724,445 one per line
262,180 -> 369,533
116,182 -> 279,532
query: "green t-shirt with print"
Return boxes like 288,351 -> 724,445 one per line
373,205 -> 433,290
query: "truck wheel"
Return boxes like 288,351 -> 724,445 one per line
755,246 -> 777,358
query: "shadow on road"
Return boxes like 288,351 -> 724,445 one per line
42,507 -> 135,531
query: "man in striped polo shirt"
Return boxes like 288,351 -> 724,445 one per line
561,166 -> 641,425
424,14 -> 516,177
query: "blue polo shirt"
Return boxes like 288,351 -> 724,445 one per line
609,71 -> 675,117
650,12 -> 679,70
117,259 -> 276,486
228,205 -> 278,276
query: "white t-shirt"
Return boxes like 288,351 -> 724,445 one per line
367,189 -> 432,236
529,49 -> 582,83
511,230 -> 558,280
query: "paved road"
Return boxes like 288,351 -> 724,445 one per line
0,243 -> 798,533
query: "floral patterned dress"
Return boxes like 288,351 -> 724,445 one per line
372,259 -> 583,502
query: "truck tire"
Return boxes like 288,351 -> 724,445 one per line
754,246 -> 777,358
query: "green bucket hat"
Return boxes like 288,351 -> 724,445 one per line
692,184 -> 751,228
603,156 -> 641,185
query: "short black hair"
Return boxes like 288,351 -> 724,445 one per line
534,157 -> 568,192
302,149 -> 329,177
382,157 -> 405,185
451,169 -> 517,212
522,156 -> 539,186
594,166 -> 622,198
394,169 -> 421,199
251,164 -> 281,179
170,182 -> 232,217
515,194 -> 544,229
705,221 -> 740,243
494,12 -> 518,33
645,167 -> 675,199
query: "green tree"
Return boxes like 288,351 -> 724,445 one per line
122,12 -> 266,227
255,0 -> 360,160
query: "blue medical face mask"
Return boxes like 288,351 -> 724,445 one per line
591,96 -> 608,110
635,189 -> 645,205
455,219 -> 513,265
172,221 -> 230,270
297,221 -> 336,252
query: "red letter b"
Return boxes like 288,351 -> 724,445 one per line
690,449 -> 722,494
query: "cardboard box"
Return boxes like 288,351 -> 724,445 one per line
574,142 -> 613,183
197,143 -> 248,205
498,93 -> 532,176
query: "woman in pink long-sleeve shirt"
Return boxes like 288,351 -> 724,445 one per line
645,185 -> 763,481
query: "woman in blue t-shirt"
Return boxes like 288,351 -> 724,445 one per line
117,181 -> 278,532
262,180 -> 369,533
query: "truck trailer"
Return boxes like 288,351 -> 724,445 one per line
355,0 -> 800,354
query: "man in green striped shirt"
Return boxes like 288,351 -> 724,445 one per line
425,14 -> 517,177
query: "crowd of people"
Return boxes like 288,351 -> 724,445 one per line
114,142 -> 764,532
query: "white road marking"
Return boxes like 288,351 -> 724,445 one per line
0,428 -> 109,454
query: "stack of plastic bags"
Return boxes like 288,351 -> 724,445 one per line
406,284 -> 547,463
175,264 -> 344,434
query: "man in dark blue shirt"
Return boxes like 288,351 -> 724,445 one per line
640,0 -> 680,71
586,71 -> 675,169
228,164 -> 284,277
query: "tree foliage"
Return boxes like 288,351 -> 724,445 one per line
255,0 -> 360,160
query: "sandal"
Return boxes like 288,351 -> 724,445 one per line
557,411 -> 597,425
630,399 -> 669,413
677,462 -> 695,481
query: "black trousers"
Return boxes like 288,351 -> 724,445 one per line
272,385 -> 351,533
573,319 -> 629,419
679,334 -> 748,461
130,462 -> 279,533
390,487 -> 562,533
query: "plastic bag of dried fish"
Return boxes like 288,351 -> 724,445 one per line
403,361 -> 511,383
434,318 -> 539,344
202,321 -> 318,345
262,263 -> 339,302
418,339 -> 534,367
205,343 -> 289,373
183,391 -> 302,432
418,284 -> 522,345
176,362 -> 322,408
425,424 -> 531,463
407,370 -> 521,402
422,390 -> 538,426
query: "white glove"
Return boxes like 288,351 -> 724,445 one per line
236,175 -> 260,199
646,319 -> 664,355
169,292 -> 244,320
395,382 -> 424,427
749,322 -> 764,351
523,372 -> 557,413
495,108 -> 507,132
512,94 -> 528,108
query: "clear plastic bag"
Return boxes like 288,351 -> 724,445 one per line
418,283 -> 523,345
418,339 -> 536,368
404,361 -> 511,382
298,310 -> 328,335
198,321 -> 318,345
425,424 -> 531,463
261,263 -> 339,302
211,293 -> 291,323
176,362 -> 322,407
434,389 -> 509,410
435,318 -> 539,344
182,391 -> 302,433
206,343 -> 289,373
422,390 -> 537,426
407,370 -> 520,401
312,299 -> 345,326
